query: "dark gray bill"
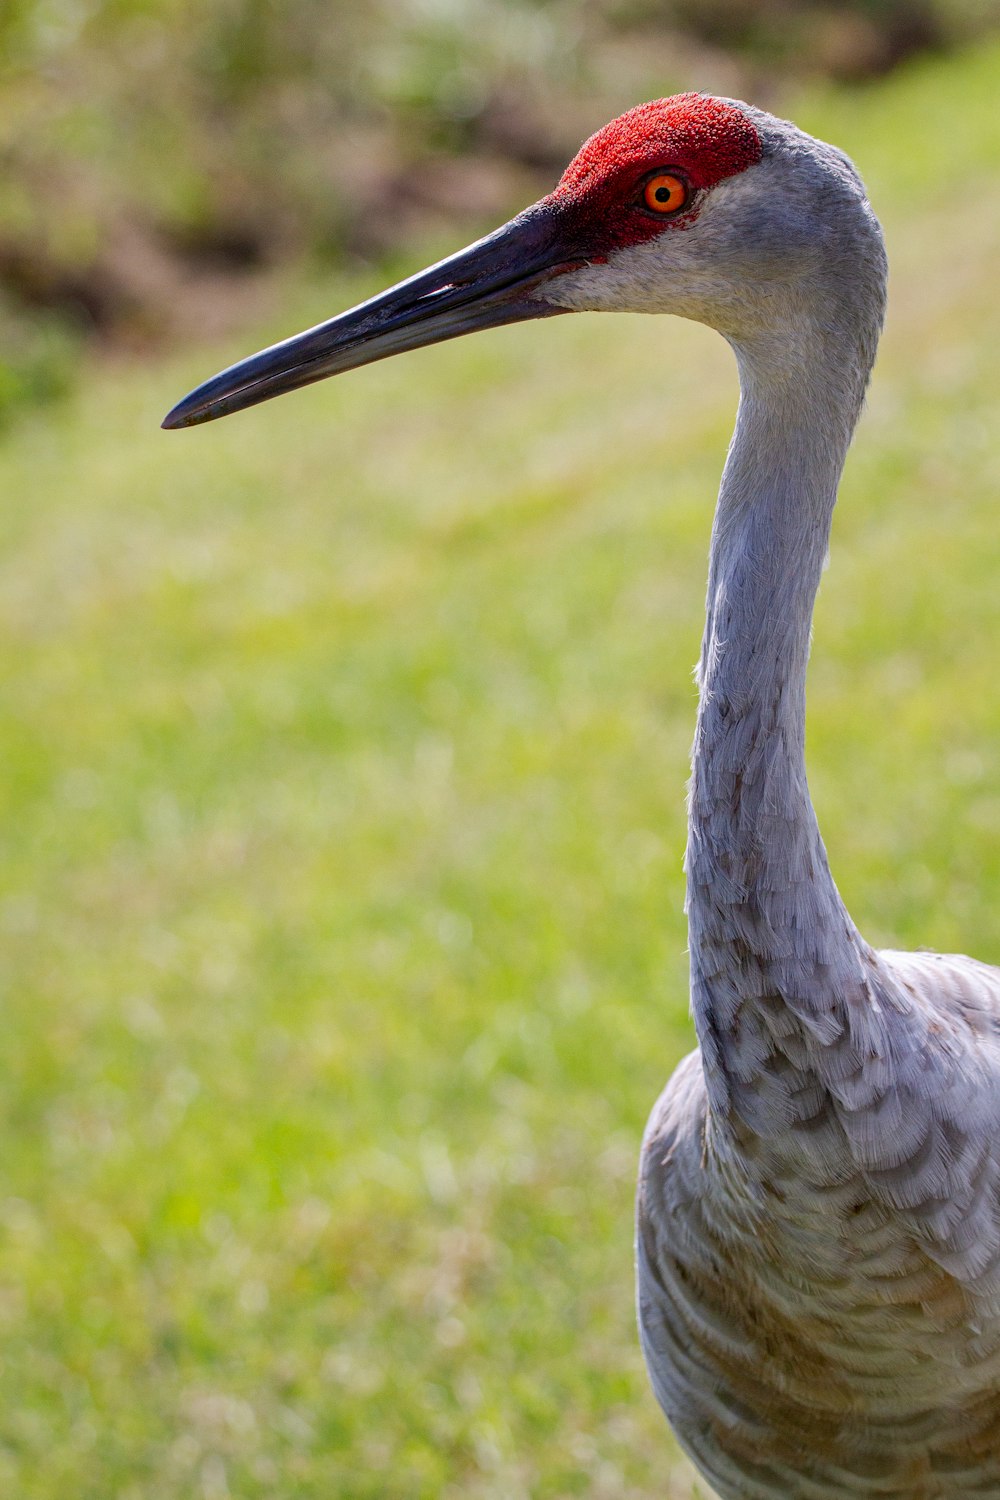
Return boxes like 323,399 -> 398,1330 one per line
162,202 -> 580,429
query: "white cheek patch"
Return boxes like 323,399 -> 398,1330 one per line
532,161 -> 783,328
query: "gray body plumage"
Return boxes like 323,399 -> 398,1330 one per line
617,112 -> 1000,1494
639,949 -> 1000,1497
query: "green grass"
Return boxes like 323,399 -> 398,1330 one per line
2,41 -> 1000,1500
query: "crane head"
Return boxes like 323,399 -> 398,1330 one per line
163,94 -> 882,429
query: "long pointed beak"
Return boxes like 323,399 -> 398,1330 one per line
162,202 -> 581,429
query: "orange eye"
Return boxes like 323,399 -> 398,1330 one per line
642,172 -> 688,215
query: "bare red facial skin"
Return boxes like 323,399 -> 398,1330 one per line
542,94 -> 763,256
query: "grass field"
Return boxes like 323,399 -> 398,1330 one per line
2,42 -> 1000,1500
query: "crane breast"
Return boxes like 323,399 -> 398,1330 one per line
636,1019 -> 1000,1498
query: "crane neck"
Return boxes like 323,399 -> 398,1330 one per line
686,329 -> 878,1121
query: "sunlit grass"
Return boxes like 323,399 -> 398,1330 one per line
1,42 -> 999,1499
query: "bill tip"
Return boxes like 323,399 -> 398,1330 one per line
161,398 -> 210,430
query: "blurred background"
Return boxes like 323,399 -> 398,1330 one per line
2,3 -> 1000,1497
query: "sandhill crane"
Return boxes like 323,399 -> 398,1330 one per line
164,95 -> 1000,1497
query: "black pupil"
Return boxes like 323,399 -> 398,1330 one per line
654,185 -> 673,203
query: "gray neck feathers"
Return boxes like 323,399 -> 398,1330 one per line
686,314 -> 882,1122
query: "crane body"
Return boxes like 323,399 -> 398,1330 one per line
164,95 -> 1000,1497
634,220 -> 1000,1489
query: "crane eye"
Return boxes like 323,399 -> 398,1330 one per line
642,172 -> 688,215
